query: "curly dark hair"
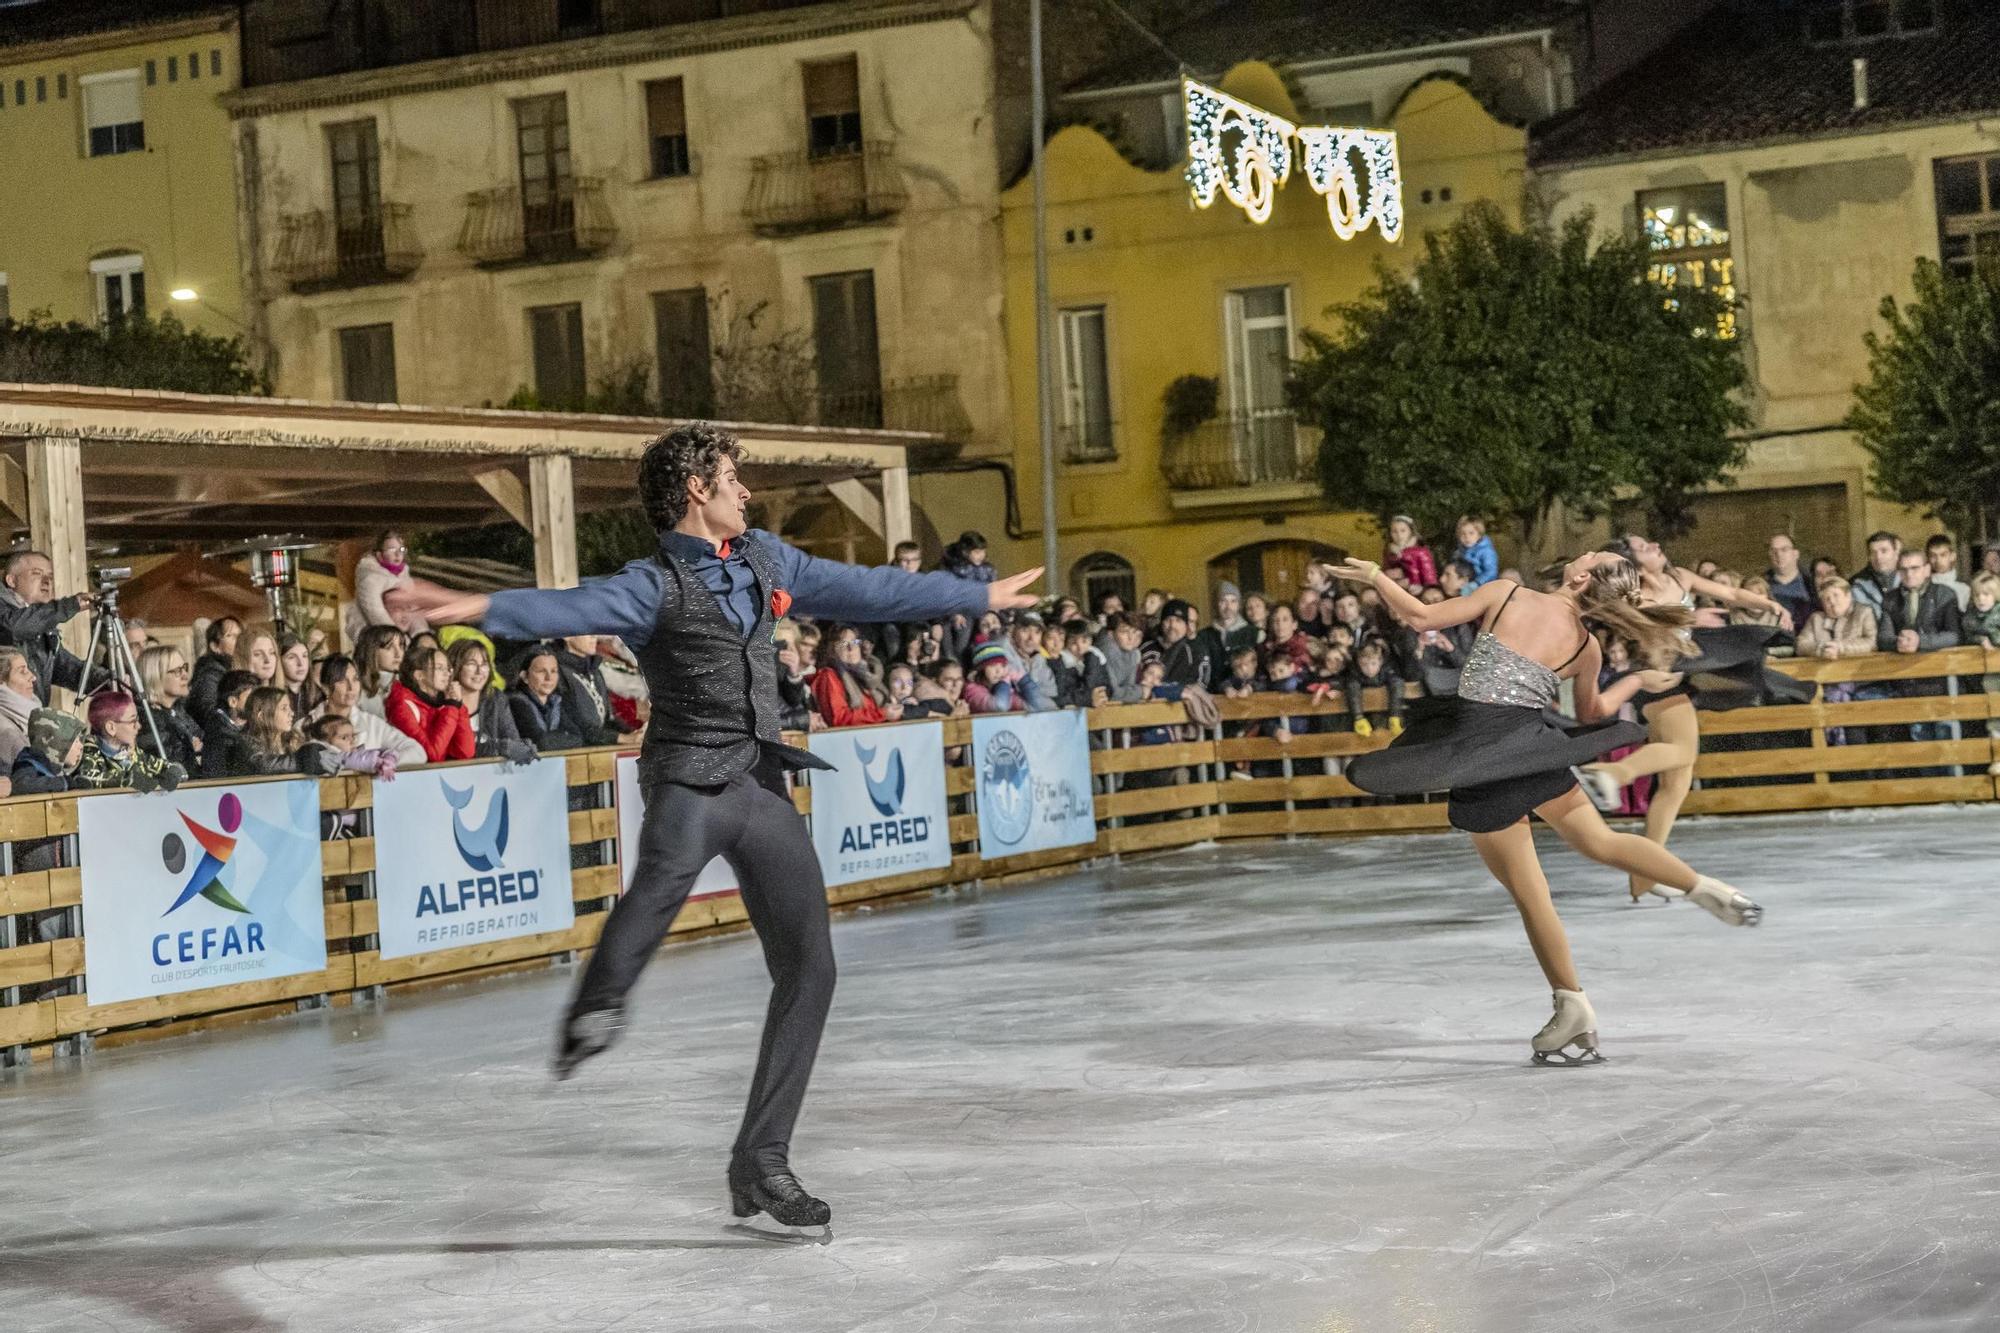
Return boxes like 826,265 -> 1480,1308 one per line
638,423 -> 743,531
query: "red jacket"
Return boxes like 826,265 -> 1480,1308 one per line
387,680 -> 477,762
1388,543 -> 1438,588
810,666 -> 889,728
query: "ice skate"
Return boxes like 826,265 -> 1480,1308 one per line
729,1160 -> 833,1229
1531,988 -> 1604,1066
1628,874 -> 1685,905
1573,766 -> 1622,814
552,1006 -> 626,1081
1687,875 -> 1762,927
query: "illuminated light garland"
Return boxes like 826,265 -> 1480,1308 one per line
1182,79 -> 1404,242
1183,78 -> 1296,225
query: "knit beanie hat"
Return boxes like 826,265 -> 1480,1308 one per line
29,707 -> 85,760
1214,580 -> 1241,601
970,641 -> 1008,668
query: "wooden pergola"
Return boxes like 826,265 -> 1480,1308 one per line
0,383 -> 921,635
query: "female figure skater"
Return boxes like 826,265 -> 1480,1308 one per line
1575,535 -> 1810,900
1317,551 -> 1762,1066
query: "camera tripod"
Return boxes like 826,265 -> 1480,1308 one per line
75,572 -> 166,761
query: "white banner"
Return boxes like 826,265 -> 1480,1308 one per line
807,720 -> 951,886
371,759 -> 575,959
614,754 -> 739,900
971,710 -> 1097,858
78,781 -> 328,1006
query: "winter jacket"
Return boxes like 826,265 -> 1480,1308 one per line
386,680 -> 477,763
942,551 -> 998,584
1876,582 -> 1962,652
345,552 -> 429,644
811,665 -> 891,728
1387,543 -> 1438,589
354,670 -> 396,721
910,675 -> 964,718
1156,636 -> 1206,688
1453,536 -> 1499,589
1961,602 -> 2000,647
1397,623 -> 1472,697
1051,646 -> 1112,709
998,639 -> 1061,710
200,715 -> 302,779
555,648 -> 624,746
141,698 -> 204,773
0,684 -> 33,768
1343,664 -> 1407,724
1765,570 -> 1816,628
777,664 -> 815,732
464,688 -> 536,763
0,586 -> 85,704
1194,620 -> 1260,689
965,675 -> 1038,713
1796,605 -> 1878,658
1847,564 -> 1900,614
509,688 -> 585,753
305,703 -> 427,768
1094,632 -> 1145,704
76,736 -> 183,792
186,650 -> 235,730
1265,630 -> 1314,672
10,747 -> 69,794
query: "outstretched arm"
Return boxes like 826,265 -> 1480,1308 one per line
775,538 -> 1042,622
397,561 -> 662,646
1312,559 -> 1513,634
1674,565 -> 1791,630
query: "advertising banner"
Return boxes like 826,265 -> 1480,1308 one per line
78,781 -> 328,1006
614,754 -> 739,899
372,759 -> 575,959
971,709 -> 1098,859
807,720 -> 951,886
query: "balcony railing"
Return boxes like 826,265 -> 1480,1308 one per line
274,204 -> 422,291
744,142 -> 906,234
1161,411 -> 1320,491
725,375 -> 971,442
457,178 -> 615,267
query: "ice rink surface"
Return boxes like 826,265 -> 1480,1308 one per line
3,808 -> 1997,1332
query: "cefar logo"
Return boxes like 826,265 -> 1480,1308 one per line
443,780 -> 510,871
161,792 -> 250,916
854,740 -> 905,817
981,729 -> 1034,846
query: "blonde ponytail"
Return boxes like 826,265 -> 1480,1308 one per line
1578,559 -> 1694,669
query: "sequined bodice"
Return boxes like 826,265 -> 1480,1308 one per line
1457,632 -> 1561,709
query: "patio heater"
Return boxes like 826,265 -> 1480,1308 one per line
210,535 -> 316,628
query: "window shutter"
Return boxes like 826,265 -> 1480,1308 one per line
802,56 -> 858,117
84,72 -> 141,128
645,78 -> 685,137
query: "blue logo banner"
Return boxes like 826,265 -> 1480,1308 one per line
972,710 -> 1097,859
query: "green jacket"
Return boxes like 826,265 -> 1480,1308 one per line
76,736 -> 183,792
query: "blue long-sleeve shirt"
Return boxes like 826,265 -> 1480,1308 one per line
484,529 -> 993,646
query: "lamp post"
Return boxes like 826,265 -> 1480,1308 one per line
1030,0 -> 1060,586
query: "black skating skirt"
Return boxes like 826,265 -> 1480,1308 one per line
1346,695 -> 1646,834
1632,625 -> 1816,712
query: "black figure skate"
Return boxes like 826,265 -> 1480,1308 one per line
729,1160 -> 833,1229
552,1007 -> 625,1081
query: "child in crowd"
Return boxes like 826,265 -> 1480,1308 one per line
1051,618 -> 1112,709
884,663 -> 921,715
1438,558 -> 1477,598
1343,638 -> 1405,738
11,709 -> 84,794
1963,572 -> 2000,648
965,641 -> 1037,713
240,686 -> 306,775
943,530 -> 997,584
297,713 -> 399,781
201,669 -> 262,779
1220,645 -> 1261,700
1452,516 -> 1498,588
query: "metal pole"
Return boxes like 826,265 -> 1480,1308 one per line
1029,0 -> 1060,583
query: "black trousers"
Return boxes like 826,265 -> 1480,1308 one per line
570,754 -> 834,1174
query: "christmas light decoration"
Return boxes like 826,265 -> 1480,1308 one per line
1183,78 -> 1296,225
1181,78 -> 1404,242
1297,126 -> 1405,242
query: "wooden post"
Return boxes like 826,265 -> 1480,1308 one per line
528,453 -> 578,590
25,437 -> 88,660
881,464 -> 912,553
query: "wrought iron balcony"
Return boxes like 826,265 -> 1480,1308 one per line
1161,411 -> 1320,492
457,178 -> 614,267
274,205 -> 422,291
723,374 -> 971,442
744,142 -> 906,235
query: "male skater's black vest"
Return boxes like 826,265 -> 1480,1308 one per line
634,536 -> 831,788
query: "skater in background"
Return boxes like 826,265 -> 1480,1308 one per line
399,424 -> 1041,1231
1321,552 -> 1762,1066
1576,534 -> 1810,900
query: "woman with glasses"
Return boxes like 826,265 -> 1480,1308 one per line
345,529 -> 429,645
809,624 -> 900,728
76,689 -> 185,791
137,643 -> 204,772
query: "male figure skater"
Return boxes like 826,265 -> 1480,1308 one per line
401,424 -> 1040,1227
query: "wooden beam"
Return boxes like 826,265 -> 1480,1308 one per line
826,478 -> 884,536
0,454 -> 27,528
25,437 -> 88,660
881,465 -> 911,551
471,465 -> 531,528
528,453 -> 577,590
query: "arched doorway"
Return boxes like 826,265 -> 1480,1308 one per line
1070,550 -> 1135,615
1209,539 -> 1344,604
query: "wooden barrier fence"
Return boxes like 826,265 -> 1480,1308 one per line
1,645 -> 1992,1062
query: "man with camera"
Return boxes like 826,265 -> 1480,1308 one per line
0,551 -> 91,705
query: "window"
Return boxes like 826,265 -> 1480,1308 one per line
337,324 -> 397,402
1936,153 -> 2000,277
514,94 -> 574,255
188,50 -> 200,80
652,287 -> 712,417
167,56 -> 178,83
1805,0 -> 1934,43
1057,305 -> 1114,462
211,50 -> 221,78
327,119 -> 383,268
528,302 -> 586,409
82,70 -> 144,157
644,77 -> 690,178
1072,552 -> 1135,615
557,0 -> 599,35
1223,285 -> 1297,481
34,76 -> 45,102
90,252 -> 145,320
1640,183 -> 1736,337
802,55 -> 861,159
810,269 -> 881,427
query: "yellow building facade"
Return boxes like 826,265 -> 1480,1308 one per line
0,10 -> 244,339
980,63 -> 1528,610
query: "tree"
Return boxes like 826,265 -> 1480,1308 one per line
1850,257 -> 2000,539
1289,201 -> 1750,550
0,310 -> 268,395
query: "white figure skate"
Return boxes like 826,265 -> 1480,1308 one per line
1531,988 -> 1604,1066
1574,766 -> 1623,813
1688,875 -> 1762,927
